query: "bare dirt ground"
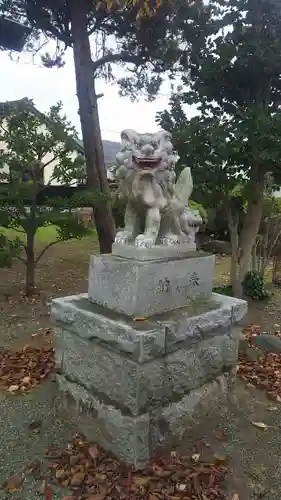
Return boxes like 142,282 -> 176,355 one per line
0,238 -> 98,349
1,242 -> 281,499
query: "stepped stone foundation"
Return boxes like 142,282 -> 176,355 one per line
51,248 -> 247,468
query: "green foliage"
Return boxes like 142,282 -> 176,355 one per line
0,233 -> 22,268
111,192 -> 126,229
0,100 -> 93,293
213,272 -> 270,300
0,0 -> 211,101
189,200 -> 207,225
157,0 -> 281,199
242,271 -> 270,301
157,0 -> 281,294
213,284 -> 233,297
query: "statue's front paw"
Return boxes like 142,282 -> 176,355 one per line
114,231 -> 133,245
135,234 -> 155,248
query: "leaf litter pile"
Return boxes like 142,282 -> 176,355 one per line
0,345 -> 55,393
238,324 -> 281,401
46,434 -> 228,500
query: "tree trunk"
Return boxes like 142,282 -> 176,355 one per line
272,255 -> 281,287
251,244 -> 257,272
228,209 -> 241,297
70,0 -> 116,253
237,173 -> 265,288
227,173 -> 265,297
25,232 -> 36,296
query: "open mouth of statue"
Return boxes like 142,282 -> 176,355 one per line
133,156 -> 161,169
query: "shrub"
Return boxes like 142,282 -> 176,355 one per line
242,271 -> 270,301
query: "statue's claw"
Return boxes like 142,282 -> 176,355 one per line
160,234 -> 180,246
135,234 -> 155,248
114,231 -> 134,245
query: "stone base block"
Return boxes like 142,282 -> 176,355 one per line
57,373 -> 232,469
55,326 -> 239,416
51,292 -> 248,364
88,252 -> 215,317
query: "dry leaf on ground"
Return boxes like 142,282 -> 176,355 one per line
251,421 -> 270,430
215,430 -> 228,441
47,434 -> 228,500
45,485 -> 53,500
0,346 -> 55,393
238,325 -> 281,401
5,475 -> 23,492
28,420 -> 42,432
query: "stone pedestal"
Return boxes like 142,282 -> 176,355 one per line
51,247 -> 247,468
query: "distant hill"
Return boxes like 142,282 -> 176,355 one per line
103,139 -> 120,165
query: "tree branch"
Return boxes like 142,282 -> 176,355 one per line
17,255 -> 27,264
92,51 -> 144,72
40,153 -> 61,171
35,239 -> 63,264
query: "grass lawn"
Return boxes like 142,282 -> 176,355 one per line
0,224 -> 98,245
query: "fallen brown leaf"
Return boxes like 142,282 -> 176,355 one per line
26,460 -> 41,475
215,430 -> 228,441
28,420 -> 42,432
8,384 -> 20,392
88,444 -> 99,460
213,453 -> 227,465
86,490 -> 107,500
267,405 -> 279,411
70,471 -> 86,486
38,480 -> 46,495
22,375 -> 31,384
55,468 -> 68,480
0,346 -> 55,394
251,421 -> 270,430
133,476 -> 150,487
45,486 -> 53,500
48,433 -> 228,500
6,475 -> 23,492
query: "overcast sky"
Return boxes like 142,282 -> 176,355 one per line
0,48 -> 179,143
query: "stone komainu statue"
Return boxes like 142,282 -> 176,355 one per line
112,129 -> 202,248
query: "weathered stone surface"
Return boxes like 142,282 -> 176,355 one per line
88,253 -> 215,317
163,333 -> 238,401
150,373 -> 230,452
55,327 -> 238,416
56,328 -> 166,415
51,294 -> 166,363
57,375 -> 150,469
57,372 -> 231,468
212,293 -> 248,324
51,293 -> 246,363
163,302 -> 234,351
112,243 -> 198,261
